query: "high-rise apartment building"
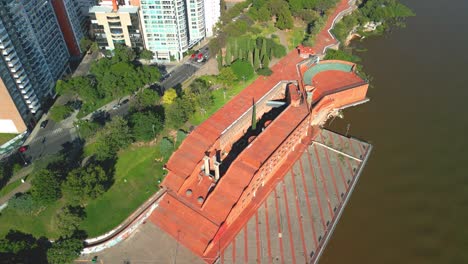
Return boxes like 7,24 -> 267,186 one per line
0,0 -> 70,133
187,0 -> 205,42
203,0 -> 220,37
89,0 -> 144,51
140,0 -> 220,62
140,0 -> 189,61
52,0 -> 96,57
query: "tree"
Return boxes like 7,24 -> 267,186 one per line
186,79 -> 214,114
93,117 -> 133,160
253,48 -> 260,69
31,170 -> 61,204
164,97 -> 194,129
139,49 -> 154,61
63,164 -> 110,203
217,52 -> 223,70
49,105 -> 73,122
162,88 -> 178,105
218,67 -> 237,87
224,45 -> 232,66
55,206 -> 85,237
276,6 -> 294,30
231,60 -> 254,81
159,137 -> 175,160
79,37 -> 92,52
47,237 -> 83,264
251,100 -> 257,130
262,53 -> 271,68
0,230 -> 49,263
131,89 -> 160,111
129,111 -> 164,141
8,193 -> 37,214
112,44 -> 136,63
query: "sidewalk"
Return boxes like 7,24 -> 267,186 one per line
0,182 -> 31,206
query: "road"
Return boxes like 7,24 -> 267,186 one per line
160,45 -> 209,91
19,45 -> 210,164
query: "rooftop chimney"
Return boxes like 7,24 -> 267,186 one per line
214,161 -> 220,181
112,0 -> 118,12
203,155 -> 210,176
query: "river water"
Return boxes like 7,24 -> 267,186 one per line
321,0 -> 468,263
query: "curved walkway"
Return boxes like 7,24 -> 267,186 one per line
81,0 -> 358,254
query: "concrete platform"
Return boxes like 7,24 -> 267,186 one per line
219,129 -> 372,264
78,222 -> 204,264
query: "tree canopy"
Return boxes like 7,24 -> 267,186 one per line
31,170 -> 61,204
129,110 -> 164,141
47,237 -> 83,264
92,117 -> 133,160
162,88 -> 178,105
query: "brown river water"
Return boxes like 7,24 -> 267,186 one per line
320,0 -> 468,263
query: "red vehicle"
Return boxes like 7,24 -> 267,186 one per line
196,53 -> 204,63
19,145 -> 29,153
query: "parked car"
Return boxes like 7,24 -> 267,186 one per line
18,145 -> 29,153
40,119 -> 49,128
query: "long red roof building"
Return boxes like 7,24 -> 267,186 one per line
148,1 -> 372,262
150,46 -> 370,263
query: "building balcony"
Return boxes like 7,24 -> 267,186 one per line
2,45 -> 14,55
3,52 -> 16,62
0,38 -> 11,49
15,75 -> 28,84
7,57 -> 19,67
18,79 -> 30,89
13,68 -> 25,78
27,98 -> 39,108
20,84 -> 32,95
22,90 -> 35,99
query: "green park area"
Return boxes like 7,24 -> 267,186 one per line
0,133 -> 17,145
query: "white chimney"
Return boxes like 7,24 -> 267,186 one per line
214,161 -> 220,181
203,155 -> 210,176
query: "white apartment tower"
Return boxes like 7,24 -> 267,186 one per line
203,0 -> 220,37
140,0 -> 220,62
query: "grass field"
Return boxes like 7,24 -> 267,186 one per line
0,199 -> 65,238
80,145 -> 164,237
0,133 -> 18,145
190,77 -> 257,125
0,179 -> 22,198
0,144 -> 164,239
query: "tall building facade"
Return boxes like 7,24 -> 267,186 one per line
187,0 -> 205,42
203,0 -> 220,37
0,0 -> 70,133
140,0 -> 220,62
140,0 -> 190,61
52,0 -> 96,57
89,1 -> 144,51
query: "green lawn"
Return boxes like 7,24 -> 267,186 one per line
0,179 -> 22,198
0,133 -> 18,145
0,145 -> 163,239
80,145 -> 164,237
0,199 -> 65,238
190,77 -> 257,125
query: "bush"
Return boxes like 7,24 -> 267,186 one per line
47,237 -> 83,264
49,105 -> 73,122
175,130 -> 187,149
8,193 -> 37,214
230,60 -> 254,81
159,138 -> 174,160
257,67 -> 273,76
31,170 -> 61,204
129,111 -> 164,142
